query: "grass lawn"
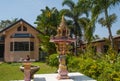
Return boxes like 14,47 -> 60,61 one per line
0,62 -> 57,81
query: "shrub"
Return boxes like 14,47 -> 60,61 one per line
67,56 -> 80,72
47,47 -> 120,81
48,53 -> 59,68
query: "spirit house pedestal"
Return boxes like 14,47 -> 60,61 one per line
50,16 -> 76,79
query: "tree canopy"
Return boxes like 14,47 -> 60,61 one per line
0,18 -> 18,30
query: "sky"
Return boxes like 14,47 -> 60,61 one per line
0,0 -> 120,38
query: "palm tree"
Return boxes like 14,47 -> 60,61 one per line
62,0 -> 88,37
91,0 -> 120,48
62,0 -> 94,41
35,6 -> 60,36
62,0 -> 93,55
79,17 -> 95,42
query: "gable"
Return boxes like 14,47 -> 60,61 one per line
0,19 -> 42,34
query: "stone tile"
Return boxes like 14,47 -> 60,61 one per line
34,72 -> 96,81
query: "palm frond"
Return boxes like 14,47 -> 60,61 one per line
107,13 -> 117,26
62,0 -> 75,10
98,18 -> 106,27
77,0 -> 92,17
60,9 -> 74,18
98,13 -> 117,27
78,17 -> 95,42
111,0 -> 120,7
78,17 -> 90,29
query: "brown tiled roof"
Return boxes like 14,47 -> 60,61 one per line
113,35 -> 120,39
82,35 -> 120,45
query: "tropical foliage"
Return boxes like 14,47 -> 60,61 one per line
37,34 -> 56,55
116,29 -> 120,35
35,6 -> 62,54
35,6 -> 61,36
91,0 -> 120,48
48,46 -> 120,81
0,18 -> 18,29
35,0 -> 120,81
62,0 -> 94,42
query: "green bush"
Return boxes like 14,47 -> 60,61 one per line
70,46 -> 120,80
48,53 -> 59,68
47,47 -> 120,81
67,56 -> 80,72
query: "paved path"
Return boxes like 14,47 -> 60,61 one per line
0,61 -> 3,64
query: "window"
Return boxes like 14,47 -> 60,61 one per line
30,42 -> 34,51
103,45 -> 109,53
14,42 -> 29,51
118,42 -> 120,53
10,42 -> 13,51
23,26 -> 27,31
11,33 -> 34,38
92,46 -> 97,53
10,42 -> 34,51
0,36 -> 4,41
118,42 -> 120,49
17,26 -> 21,31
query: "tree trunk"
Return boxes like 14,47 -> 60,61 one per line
107,26 -> 114,48
104,9 -> 114,48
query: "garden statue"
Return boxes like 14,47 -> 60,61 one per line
50,16 -> 76,79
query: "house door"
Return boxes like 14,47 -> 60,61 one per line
0,44 -> 4,58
